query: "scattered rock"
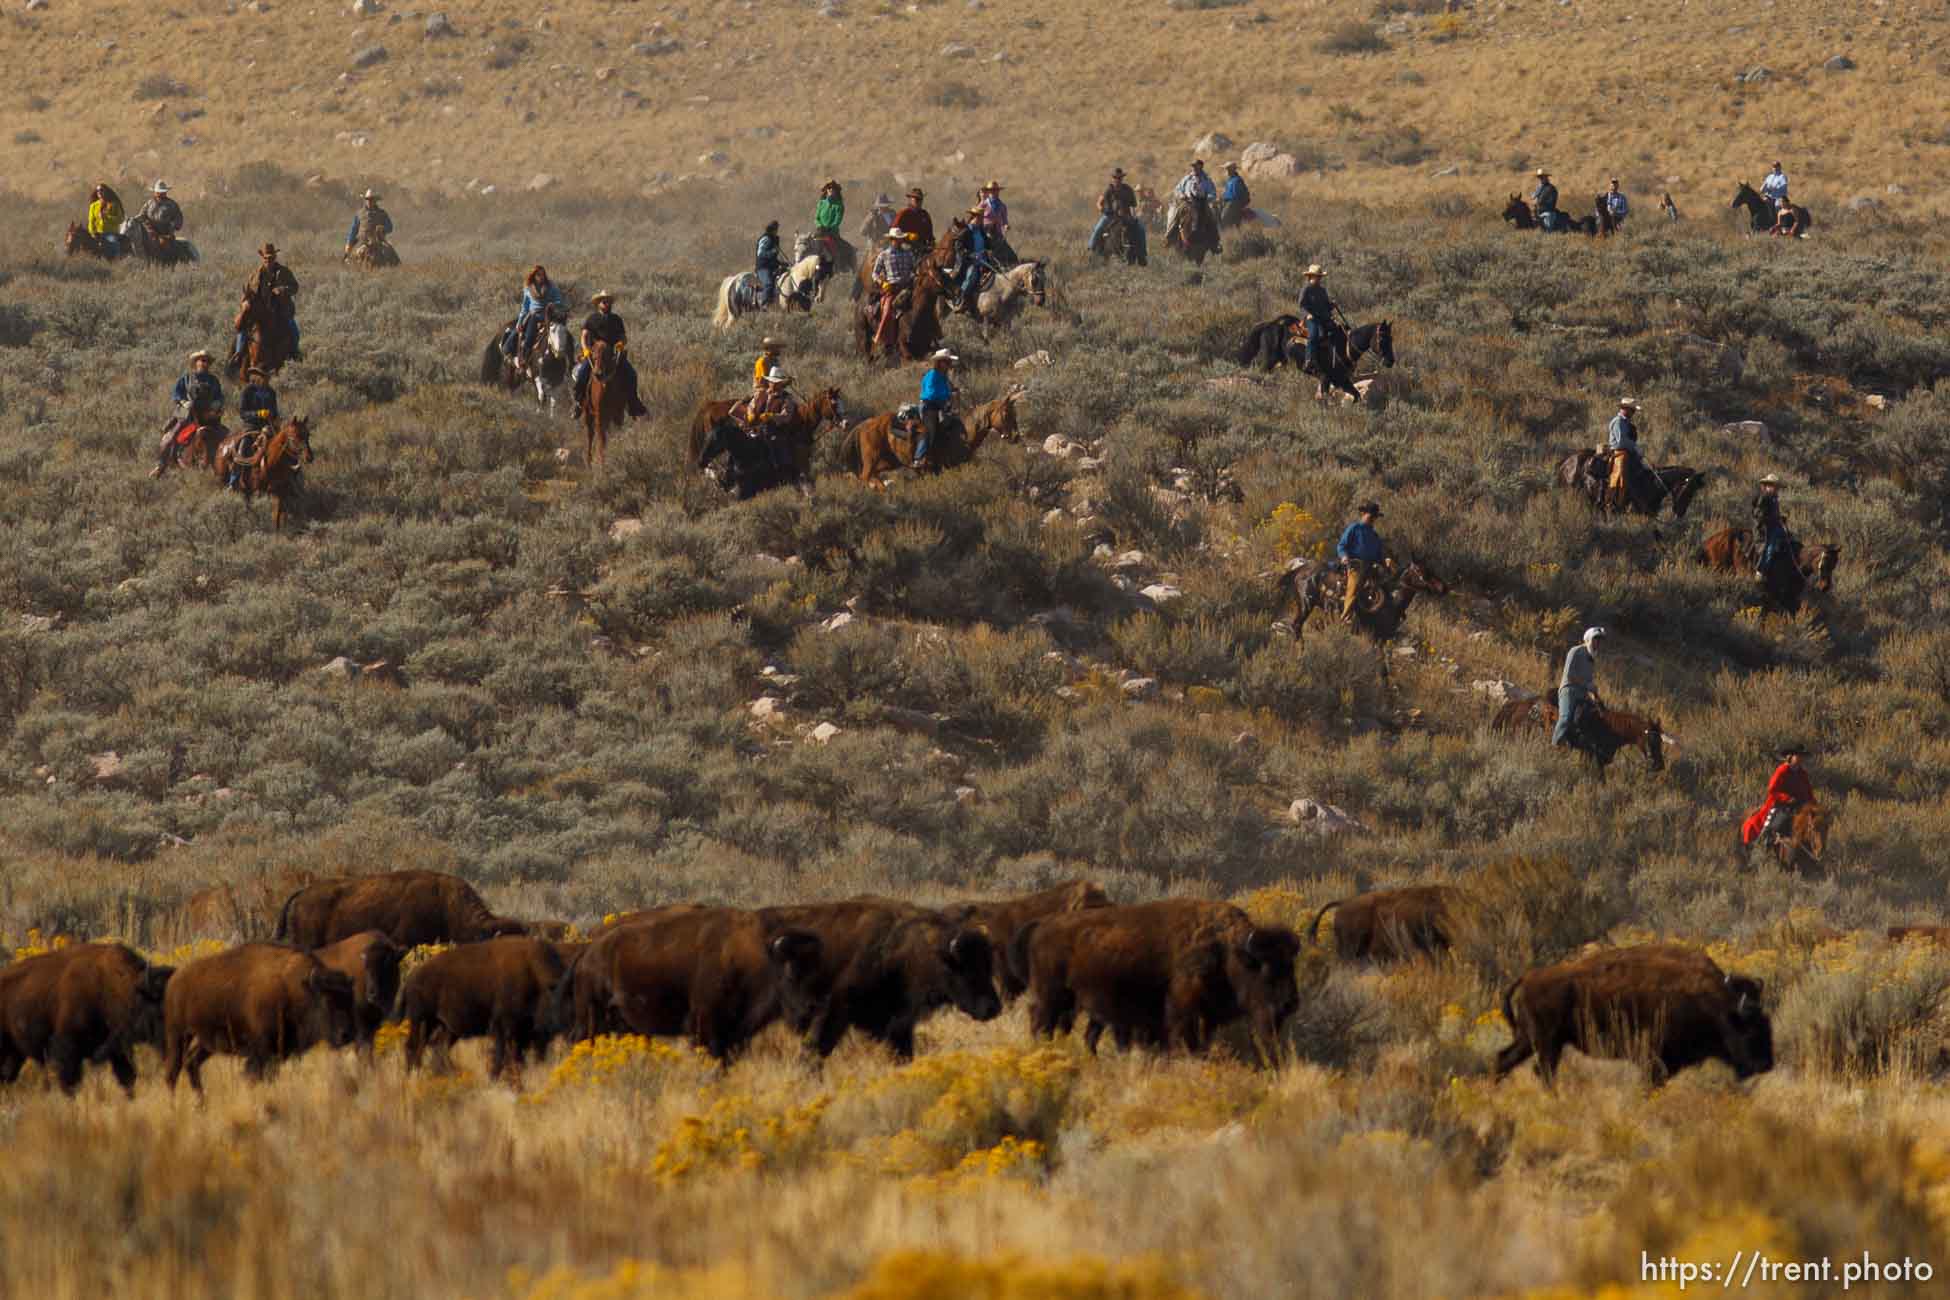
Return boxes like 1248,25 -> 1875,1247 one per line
699,150 -> 730,166
1288,797 -> 1365,836
1736,65 -> 1771,84
1720,419 -> 1775,443
595,66 -> 614,81
321,656 -> 359,679
350,44 -> 389,67
1042,508 -> 1067,527
1042,433 -> 1077,458
941,41 -> 976,58
880,706 -> 942,736
1120,677 -> 1160,702
351,0 -> 379,14
19,612 -> 61,634
1014,349 -> 1053,369
1139,583 -> 1183,605
609,517 -> 644,542
820,611 -> 855,632
25,0 -> 49,10
90,752 -> 124,783
809,721 -> 842,744
1848,195 -> 1880,211
1240,141 -> 1280,165
1865,393 -> 1891,412
1430,163 -> 1459,178
749,696 -> 786,721
1110,549 -> 1149,571
423,10 -> 455,37
1241,152 -> 1301,180
954,785 -> 981,805
632,38 -> 681,55
526,172 -> 558,191
1823,54 -> 1855,72
1192,131 -> 1233,156
1471,679 -> 1534,706
816,0 -> 842,16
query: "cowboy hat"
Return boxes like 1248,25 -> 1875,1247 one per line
760,336 -> 780,349
1190,159 -> 1206,167
1534,167 -> 1550,177
1583,626 -> 1607,645
762,367 -> 790,384
1777,743 -> 1808,758
1358,501 -> 1382,517
1758,473 -> 1781,486
187,348 -> 212,362
1110,167 -> 1126,178
906,187 -> 925,199
152,179 -> 170,192
822,177 -> 840,188
1618,397 -> 1639,409
765,219 -> 780,230
984,179 -> 1003,190
1224,161 -> 1240,172
1305,264 -> 1325,277
258,242 -> 279,256
929,349 -> 958,364
361,188 -> 379,199
873,193 -> 894,207
245,366 -> 268,379
592,290 -> 616,302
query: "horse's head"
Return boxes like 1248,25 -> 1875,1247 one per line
1373,321 -> 1395,368
64,223 -> 82,255
819,387 -> 849,429
1399,558 -> 1448,596
1026,260 -> 1048,306
1502,195 -> 1530,223
1809,544 -> 1841,592
792,231 -> 813,261
546,318 -> 574,358
589,339 -> 613,374
1731,180 -> 1759,208
1795,803 -> 1831,858
1667,469 -> 1707,519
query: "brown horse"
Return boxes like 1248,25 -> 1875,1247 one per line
582,341 -> 627,469
855,274 -> 949,365
217,417 -> 314,531
840,385 -> 1025,486
1769,802 -> 1829,871
697,388 -> 852,498
1698,527 -> 1840,616
1276,557 -> 1449,646
232,289 -> 294,378
64,222 -> 113,260
154,416 -> 227,478
1491,695 -> 1666,779
1558,450 -> 1706,519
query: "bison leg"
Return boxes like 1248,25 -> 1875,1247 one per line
183,1042 -> 212,1094
1083,1018 -> 1106,1055
107,1048 -> 139,1097
883,1022 -> 918,1061
1492,1036 -> 1534,1080
49,1037 -> 87,1095
403,1018 -> 428,1073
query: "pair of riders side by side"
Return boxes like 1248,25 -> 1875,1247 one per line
1087,167 -> 1148,265
1335,501 -> 1388,623
234,242 -> 301,366
1760,162 -> 1804,236
571,291 -> 649,420
344,188 -> 394,257
152,349 -> 223,476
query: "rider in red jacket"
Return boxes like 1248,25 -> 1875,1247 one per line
1741,745 -> 1815,847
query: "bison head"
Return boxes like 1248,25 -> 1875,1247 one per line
940,928 -> 1003,1023
1231,926 -> 1304,1039
305,967 -> 361,1049
130,963 -> 176,1048
1723,974 -> 1774,1079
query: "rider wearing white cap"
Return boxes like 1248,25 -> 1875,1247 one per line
915,348 -> 958,469
1552,627 -> 1606,748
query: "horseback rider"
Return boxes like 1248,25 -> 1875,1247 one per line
1603,398 -> 1647,510
1171,159 -> 1219,249
1551,627 -> 1606,749
1531,168 -> 1562,231
514,265 -> 565,362
861,193 -> 898,243
1335,501 -> 1387,624
230,366 -> 280,486
871,230 -> 920,351
134,179 -> 184,249
977,180 -> 1016,267
1760,161 -> 1790,212
915,349 -> 957,471
238,242 -> 301,364
1741,744 -> 1815,853
1752,473 -> 1791,583
752,337 -> 783,401
756,220 -> 787,305
1604,178 -> 1629,226
1299,264 -> 1347,400
345,188 -> 393,257
814,179 -> 845,239
951,210 -> 989,314
1087,167 -> 1147,264
1769,202 -> 1803,238
572,291 -> 650,419
891,188 -> 935,250
87,183 -> 125,258
1219,162 -> 1251,229
740,366 -> 799,471
152,349 -> 223,478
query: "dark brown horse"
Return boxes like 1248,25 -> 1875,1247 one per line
582,341 -> 627,469
854,273 -> 949,365
1166,195 -> 1222,263
840,385 -> 1025,486
1501,196 -> 1599,236
1698,527 -> 1840,616
697,388 -> 851,500
1276,556 -> 1448,645
154,415 -> 226,479
217,417 -> 314,531
232,289 -> 294,378
64,222 -> 113,260
1557,450 -> 1706,519
1491,695 -> 1666,779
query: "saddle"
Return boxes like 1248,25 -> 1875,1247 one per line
894,402 -> 923,436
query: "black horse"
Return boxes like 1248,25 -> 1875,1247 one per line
697,417 -> 801,500
1237,317 -> 1395,401
1731,181 -> 1813,237
1501,195 -> 1598,236
1556,450 -> 1708,519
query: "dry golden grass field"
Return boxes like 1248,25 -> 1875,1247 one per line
3,1 -> 1950,1298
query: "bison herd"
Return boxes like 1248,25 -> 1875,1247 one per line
0,870 -> 1794,1097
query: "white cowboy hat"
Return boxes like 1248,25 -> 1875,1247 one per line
763,367 -> 790,384
592,290 -> 616,302
152,179 -> 170,193
1583,626 -> 1607,645
187,348 -> 212,361
361,188 -> 379,199
1758,473 -> 1781,485
1618,397 -> 1639,409
1305,264 -> 1325,277
760,336 -> 780,348
929,349 -> 958,364
1534,168 -> 1550,177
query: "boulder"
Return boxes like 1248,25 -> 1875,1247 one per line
954,785 -> 981,805
1719,419 -> 1774,443
423,10 -> 455,37
609,517 -> 644,542
809,722 -> 842,744
19,612 -> 60,634
1192,131 -> 1233,156
820,611 -> 855,632
526,173 -> 558,191
1287,798 -> 1364,836
1848,195 -> 1879,212
1042,434 -> 1076,458
1471,679 -> 1535,706
90,752 -> 124,783
1240,141 -> 1280,165
1736,65 -> 1771,84
1139,584 -> 1183,605
941,42 -> 976,58
351,0 -> 379,14
322,656 -> 359,679
1242,152 -> 1301,180
350,44 -> 388,67
1823,54 -> 1855,72
749,696 -> 786,721
1110,549 -> 1149,571
632,38 -> 682,55
1014,349 -> 1053,369
1865,394 -> 1891,412
1119,677 -> 1160,701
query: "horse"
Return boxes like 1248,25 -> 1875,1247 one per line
1731,181 -> 1812,237
854,272 -> 948,366
344,235 -> 401,269
795,229 -> 857,276
970,260 -> 1048,330
1501,196 -> 1598,236
841,384 -> 1026,486
713,254 -> 833,329
64,222 -> 115,261
232,287 -> 295,378
1490,695 -> 1666,780
1593,195 -> 1617,238
1747,802 -> 1829,872
479,304 -> 573,411
1557,450 -> 1707,519
1699,528 -> 1840,617
153,412 -> 226,478
1237,317 -> 1396,402
697,386 -> 852,499
124,217 -> 198,265
582,340 -> 627,469
1276,555 -> 1448,645
1092,213 -> 1144,265
216,416 -> 314,531
1165,195 -> 1222,264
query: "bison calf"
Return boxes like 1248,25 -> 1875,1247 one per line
0,943 -> 174,1096
399,936 -> 568,1082
163,944 -> 357,1093
945,880 -> 1111,1000
276,870 -> 526,950
1308,885 -> 1460,963
1019,900 -> 1303,1058
311,931 -> 404,1058
1495,943 -> 1774,1087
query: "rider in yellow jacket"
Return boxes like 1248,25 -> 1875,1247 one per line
87,183 -> 125,257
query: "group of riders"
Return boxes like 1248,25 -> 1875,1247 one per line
82,179 -> 188,261
1526,159 -> 1802,236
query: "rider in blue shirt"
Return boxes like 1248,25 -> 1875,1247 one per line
1219,162 -> 1251,228
1335,500 -> 1386,623
953,210 -> 988,313
514,266 -> 566,358
915,350 -> 956,469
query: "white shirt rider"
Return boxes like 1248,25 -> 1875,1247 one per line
1175,167 -> 1217,201
1760,165 -> 1789,208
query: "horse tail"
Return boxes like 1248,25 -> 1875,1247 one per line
1306,900 -> 1343,947
479,338 -> 505,386
712,276 -> 737,330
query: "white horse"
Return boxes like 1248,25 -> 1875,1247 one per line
972,259 -> 1049,330
713,254 -> 832,330
528,315 -> 575,412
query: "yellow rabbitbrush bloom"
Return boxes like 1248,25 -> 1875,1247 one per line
1508,1209 -> 1798,1300
1258,502 -> 1332,563
509,1257 -> 760,1300
907,1135 -> 1050,1194
650,1092 -> 833,1183
863,1046 -> 1082,1174
525,1034 -> 711,1104
831,1250 -> 1208,1300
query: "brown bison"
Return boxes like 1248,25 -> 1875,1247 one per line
0,943 -> 175,1096
1016,900 -> 1304,1057
163,943 -> 358,1092
398,935 -> 568,1081
1308,885 -> 1461,963
942,880 -> 1111,999
561,907 -> 824,1060
311,931 -> 404,1057
758,898 -> 1003,1059
1494,943 -> 1773,1086
275,870 -> 526,949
